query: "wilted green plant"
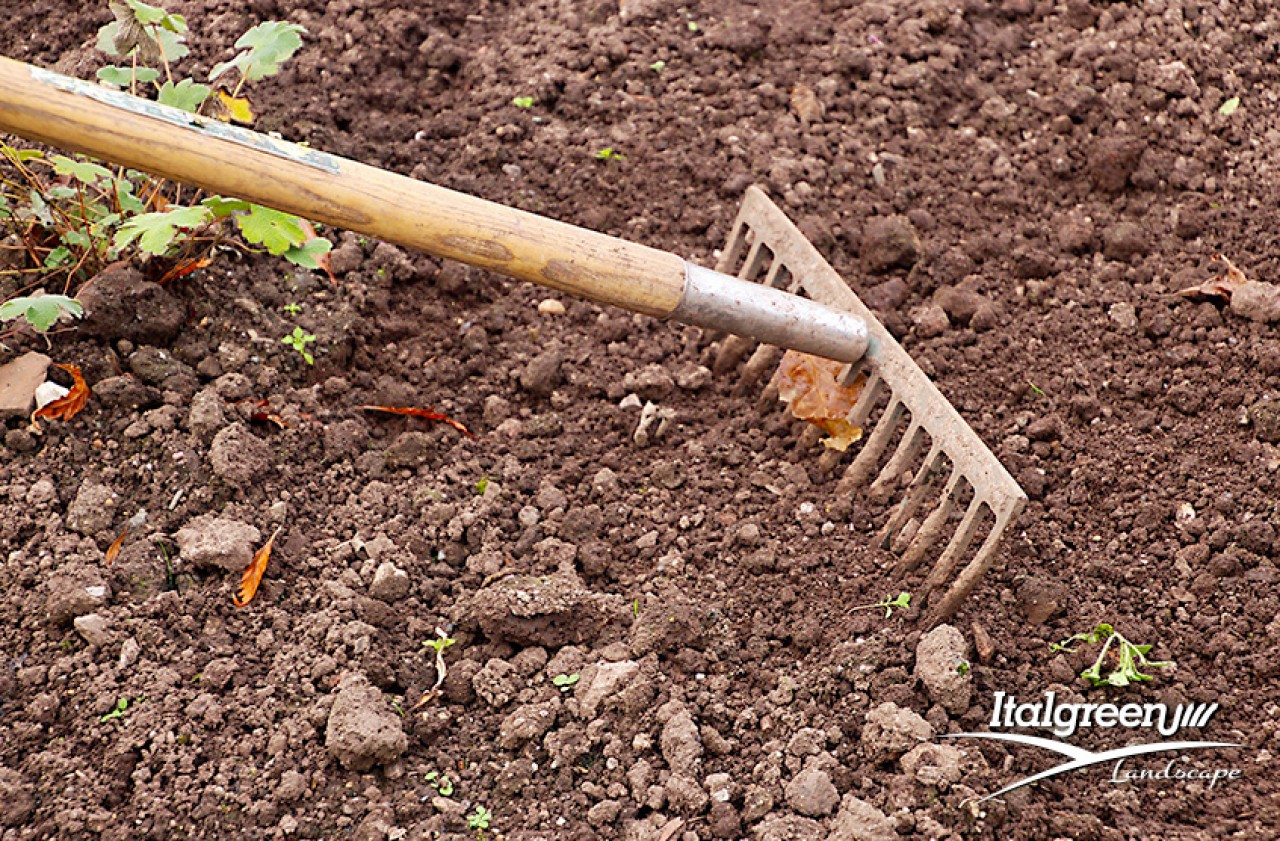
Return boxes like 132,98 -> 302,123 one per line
1050,623 -> 1173,687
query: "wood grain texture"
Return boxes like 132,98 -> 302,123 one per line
0,57 -> 687,317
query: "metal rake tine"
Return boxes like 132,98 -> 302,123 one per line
876,443 -> 942,548
715,219 -> 749,274
739,343 -> 784,392
868,420 -> 925,499
894,471 -> 962,575
925,507 -> 1020,626
919,495 -> 988,604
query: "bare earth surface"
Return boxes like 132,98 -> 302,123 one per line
2,1 -> 1280,839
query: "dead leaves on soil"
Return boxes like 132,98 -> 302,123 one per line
31,363 -> 90,429
1176,254 -> 1249,301
361,404 -> 473,437
104,527 -> 128,567
233,527 -> 280,608
772,350 -> 865,451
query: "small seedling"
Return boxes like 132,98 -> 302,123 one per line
851,592 -> 911,618
468,805 -> 492,837
594,147 -> 624,162
1219,96 -> 1241,116
512,96 -> 534,108
1049,623 -> 1173,687
282,325 -> 316,364
956,660 -> 971,676
1028,381 -> 1047,398
424,770 -> 454,797
282,302 -> 301,315
391,699 -> 406,718
100,696 -> 132,722
686,20 -> 700,32
424,633 -> 456,655
649,60 -> 666,72
552,673 -> 580,692
474,476 -> 490,495
413,628 -> 457,710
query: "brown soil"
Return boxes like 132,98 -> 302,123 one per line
3,1 -> 1280,839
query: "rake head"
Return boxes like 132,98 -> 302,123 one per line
712,187 -> 1026,627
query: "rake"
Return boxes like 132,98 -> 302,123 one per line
0,56 -> 1024,624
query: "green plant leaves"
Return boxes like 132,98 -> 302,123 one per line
114,205 -> 213,254
1050,623 -> 1172,688
235,205 -> 307,255
157,78 -> 211,112
211,21 -> 306,82
51,155 -> 114,186
0,294 -> 83,332
284,236 -> 332,269
96,65 -> 161,87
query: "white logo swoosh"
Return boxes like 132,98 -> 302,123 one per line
942,733 -> 1243,802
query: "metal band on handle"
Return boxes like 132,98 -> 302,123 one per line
671,263 -> 870,364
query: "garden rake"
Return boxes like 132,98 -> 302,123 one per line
0,56 -> 1024,624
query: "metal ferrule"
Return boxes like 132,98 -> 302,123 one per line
671,263 -> 869,364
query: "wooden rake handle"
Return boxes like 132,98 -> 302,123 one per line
0,57 -> 868,363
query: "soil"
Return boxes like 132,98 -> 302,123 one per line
3,1 -> 1280,839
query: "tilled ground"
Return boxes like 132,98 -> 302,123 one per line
2,1 -> 1280,839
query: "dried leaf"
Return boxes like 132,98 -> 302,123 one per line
790,83 -> 824,124
248,398 -> 288,429
212,89 -> 254,124
771,350 -> 865,451
105,526 -> 128,566
1176,254 -> 1249,301
159,256 -> 213,284
360,405 -> 473,437
32,363 -> 90,425
233,526 -> 280,608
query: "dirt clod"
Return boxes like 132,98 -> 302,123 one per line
861,215 -> 920,274
861,702 -> 933,764
914,625 -> 971,714
325,674 -> 408,771
175,515 -> 260,573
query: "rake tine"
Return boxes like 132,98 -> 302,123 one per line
925,507 -> 1018,626
919,496 -> 988,604
715,220 -> 749,274
838,399 -> 903,492
894,472 -> 962,575
876,443 -> 942,548
739,343 -> 784,393
868,420 -> 924,499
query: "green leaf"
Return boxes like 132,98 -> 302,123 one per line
235,204 -> 307,255
153,25 -> 189,62
96,65 -> 161,87
1218,96 -> 1240,116
114,204 -> 213,254
211,21 -> 306,82
157,78 -> 211,112
0,294 -> 83,332
62,230 -> 92,249
97,21 -> 125,57
43,245 -> 73,268
47,185 -> 79,201
512,96 -> 534,108
201,196 -> 252,218
283,236 -> 331,269
1,144 -> 43,162
51,155 -> 114,186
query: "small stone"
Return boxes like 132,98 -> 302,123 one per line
862,278 -> 908,312
537,298 -> 566,315
209,423 -> 273,486
0,352 -> 50,420
900,743 -> 965,789
913,625 -> 971,714
1102,221 -> 1149,262
829,795 -> 895,841
753,814 -> 825,841
587,799 -> 622,826
66,480 -> 118,536
784,768 -> 839,817
369,561 -> 410,601
1087,137 -> 1145,193
1017,575 -> 1070,624
861,702 -> 934,764
277,769 -> 308,802
619,393 -> 643,410
910,304 -> 950,338
675,364 -> 712,391
118,637 -> 140,670
175,516 -> 261,573
73,613 -> 113,647
623,365 -> 676,401
45,574 -> 109,626
1251,398 -> 1280,443
933,286 -> 991,325
1108,302 -> 1138,328
741,785 -> 774,823
187,387 -> 227,440
519,350 -> 563,396
861,215 -> 920,273
1230,281 -> 1280,323
497,700 -> 559,748
325,674 -> 408,771
1026,414 -> 1062,442
384,431 -> 432,469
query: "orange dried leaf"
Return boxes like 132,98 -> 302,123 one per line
105,526 -> 128,566
159,256 -> 213,284
360,405 -> 473,437
247,398 -> 289,429
233,527 -> 280,608
1176,254 -> 1250,301
772,350 -> 865,451
213,89 -> 255,124
33,363 -> 90,424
